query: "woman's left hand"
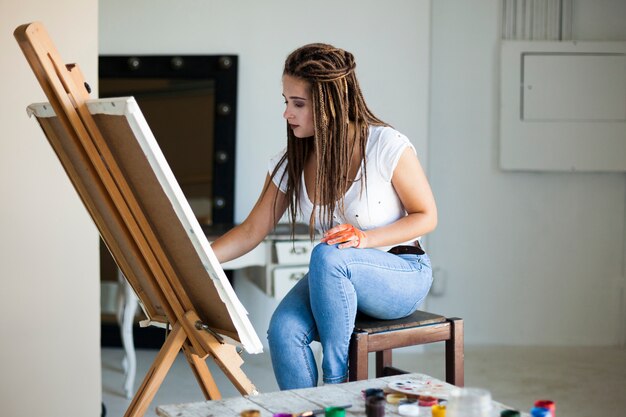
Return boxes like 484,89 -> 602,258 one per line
321,224 -> 368,249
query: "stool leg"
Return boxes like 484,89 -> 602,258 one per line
349,331 -> 369,381
445,318 -> 464,386
375,350 -> 392,378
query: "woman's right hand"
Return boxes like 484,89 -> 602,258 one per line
321,223 -> 368,249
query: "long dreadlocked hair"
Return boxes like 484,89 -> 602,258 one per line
270,43 -> 388,239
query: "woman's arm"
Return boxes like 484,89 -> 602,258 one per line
211,174 -> 289,263
365,147 -> 437,248
324,147 -> 437,249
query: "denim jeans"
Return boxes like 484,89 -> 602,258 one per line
267,243 -> 433,390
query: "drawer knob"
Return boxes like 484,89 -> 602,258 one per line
289,272 -> 306,281
290,246 -> 308,255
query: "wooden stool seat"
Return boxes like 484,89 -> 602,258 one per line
349,310 -> 464,386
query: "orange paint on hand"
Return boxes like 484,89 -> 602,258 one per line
321,224 -> 367,249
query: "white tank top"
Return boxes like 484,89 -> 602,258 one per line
268,125 -> 419,251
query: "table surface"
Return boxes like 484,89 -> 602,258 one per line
156,373 -> 526,417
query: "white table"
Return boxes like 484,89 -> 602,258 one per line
155,373 -> 527,417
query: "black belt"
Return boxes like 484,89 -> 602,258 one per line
388,242 -> 425,256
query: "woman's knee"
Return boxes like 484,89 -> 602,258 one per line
309,244 -> 347,275
268,307 -> 315,348
267,309 -> 288,344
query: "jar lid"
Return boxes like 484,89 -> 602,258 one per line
530,407 -> 551,417
432,404 -> 447,417
324,406 -> 346,417
418,396 -> 438,407
534,400 -> 555,413
386,393 -> 408,404
363,388 -> 385,399
398,403 -> 420,416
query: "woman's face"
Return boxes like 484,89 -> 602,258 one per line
282,74 -> 314,138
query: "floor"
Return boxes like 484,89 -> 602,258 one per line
101,344 -> 626,417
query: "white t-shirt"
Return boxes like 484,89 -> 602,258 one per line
268,125 -> 419,251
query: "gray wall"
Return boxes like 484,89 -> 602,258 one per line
99,0 -> 433,349
1,2 -> 622,412
0,1 -> 101,415
99,0 -> 432,221
99,0 -> 626,348
427,0 -> 626,346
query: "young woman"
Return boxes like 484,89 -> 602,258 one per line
210,43 -> 437,390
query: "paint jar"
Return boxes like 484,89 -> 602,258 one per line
398,402 -> 420,416
500,410 -> 521,417
446,387 -> 493,417
418,396 -> 438,407
366,396 -> 386,417
386,393 -> 408,404
364,388 -> 385,400
416,396 -> 438,416
534,400 -> 555,416
325,406 -> 346,417
432,404 -> 447,417
530,407 -> 551,417
240,410 -> 260,417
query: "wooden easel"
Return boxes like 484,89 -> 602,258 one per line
15,22 -> 258,417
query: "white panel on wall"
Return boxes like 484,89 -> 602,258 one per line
523,54 -> 626,121
500,41 -> 626,171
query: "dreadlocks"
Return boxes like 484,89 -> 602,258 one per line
271,43 -> 388,239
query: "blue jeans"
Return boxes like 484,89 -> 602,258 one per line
267,243 -> 433,390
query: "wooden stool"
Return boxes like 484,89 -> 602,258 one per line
348,310 -> 464,386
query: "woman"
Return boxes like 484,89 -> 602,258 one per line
211,43 -> 437,390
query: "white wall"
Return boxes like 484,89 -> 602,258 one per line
0,1 -> 100,416
427,0 -> 626,345
2,1 -> 620,414
99,0 -> 626,348
99,0 -> 432,222
99,0 -> 432,348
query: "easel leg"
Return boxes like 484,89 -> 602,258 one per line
182,343 -> 222,400
208,342 -> 258,395
124,322 -> 186,417
183,310 -> 257,396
